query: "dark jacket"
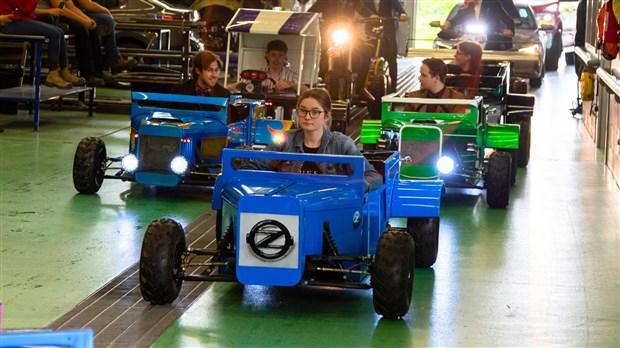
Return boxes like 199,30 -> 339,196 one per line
168,79 -> 238,122
170,79 -> 230,100
362,0 -> 406,38
449,0 -> 514,50
308,0 -> 374,22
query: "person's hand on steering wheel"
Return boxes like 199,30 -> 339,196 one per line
275,80 -> 296,92
500,28 -> 514,37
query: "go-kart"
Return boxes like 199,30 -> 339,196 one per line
139,143 -> 444,318
229,69 -> 299,121
72,92 -> 292,193
224,9 -> 320,121
361,95 -> 518,208
444,61 -> 534,168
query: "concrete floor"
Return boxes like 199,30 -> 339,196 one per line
1,62 -> 619,347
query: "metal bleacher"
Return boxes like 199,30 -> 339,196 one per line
0,33 -> 94,131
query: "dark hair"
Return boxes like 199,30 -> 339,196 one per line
192,50 -> 223,80
266,39 -> 288,54
422,57 -> 448,83
297,88 -> 332,128
457,40 -> 483,74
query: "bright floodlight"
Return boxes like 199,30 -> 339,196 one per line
332,29 -> 350,46
121,154 -> 139,173
465,23 -> 486,34
437,156 -> 455,174
170,156 -> 189,175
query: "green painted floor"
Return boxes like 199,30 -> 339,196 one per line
1,62 -> 619,347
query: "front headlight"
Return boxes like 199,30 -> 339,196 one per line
121,154 -> 139,173
332,28 -> 350,46
170,156 -> 188,175
437,156 -> 455,174
465,23 -> 486,34
518,44 -> 540,55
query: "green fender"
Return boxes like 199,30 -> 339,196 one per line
360,120 -> 382,144
486,123 -> 520,149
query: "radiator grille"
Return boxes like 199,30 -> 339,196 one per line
138,135 -> 180,172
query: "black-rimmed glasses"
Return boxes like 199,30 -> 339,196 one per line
296,107 -> 325,119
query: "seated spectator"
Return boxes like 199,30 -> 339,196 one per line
451,40 -> 482,97
243,88 -> 382,192
405,58 -> 467,113
74,0 -> 136,74
0,0 -> 84,89
35,0 -> 105,87
228,39 -> 309,94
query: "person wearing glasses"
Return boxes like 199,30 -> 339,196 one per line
404,58 -> 467,113
450,40 -> 483,97
243,88 -> 382,192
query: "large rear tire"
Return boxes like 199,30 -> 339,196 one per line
368,73 -> 389,120
545,32 -> 562,72
565,51 -> 575,65
517,118 -> 531,167
486,151 -> 511,208
139,218 -> 186,305
371,229 -> 415,319
406,217 -> 439,268
73,137 -> 106,194
508,149 -> 518,186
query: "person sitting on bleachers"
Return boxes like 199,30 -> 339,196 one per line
404,57 -> 467,113
35,0 -> 105,87
0,0 -> 85,89
73,0 -> 136,74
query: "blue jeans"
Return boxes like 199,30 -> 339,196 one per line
83,11 -> 122,65
0,20 -> 67,69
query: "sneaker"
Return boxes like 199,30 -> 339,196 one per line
110,58 -> 137,74
61,65 -> 86,86
45,69 -> 72,89
57,23 -> 70,33
85,75 -> 105,87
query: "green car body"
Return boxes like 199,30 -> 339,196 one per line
361,96 -> 519,208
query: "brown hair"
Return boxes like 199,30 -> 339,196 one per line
267,39 -> 288,54
297,88 -> 332,129
457,40 -> 483,74
192,50 -> 223,80
422,57 -> 448,83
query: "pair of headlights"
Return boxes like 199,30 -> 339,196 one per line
121,154 -> 189,175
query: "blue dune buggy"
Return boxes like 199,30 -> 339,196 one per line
72,92 -> 293,193
139,138 -> 444,318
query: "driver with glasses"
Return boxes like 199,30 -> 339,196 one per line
242,88 -> 382,192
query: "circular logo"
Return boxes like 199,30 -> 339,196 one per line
352,211 -> 361,229
246,219 -> 294,260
